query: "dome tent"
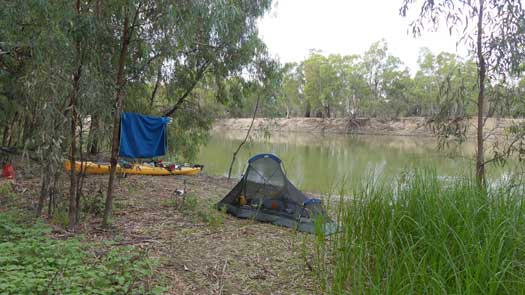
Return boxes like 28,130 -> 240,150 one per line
217,154 -> 337,234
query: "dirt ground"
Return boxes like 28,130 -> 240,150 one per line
3,173 -> 319,295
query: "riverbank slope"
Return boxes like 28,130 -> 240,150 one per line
214,117 -> 523,138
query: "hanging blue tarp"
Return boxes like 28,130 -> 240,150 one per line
119,112 -> 170,158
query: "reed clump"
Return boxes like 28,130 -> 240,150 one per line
314,170 -> 525,294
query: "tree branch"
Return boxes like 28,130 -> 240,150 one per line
227,94 -> 261,179
150,65 -> 162,108
163,60 -> 210,117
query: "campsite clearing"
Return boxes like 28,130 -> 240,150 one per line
6,173 -> 318,295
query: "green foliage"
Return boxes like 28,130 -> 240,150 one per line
196,203 -> 227,227
0,182 -> 17,205
0,211 -> 166,294
0,0 -> 277,224
313,170 -> 525,294
49,210 -> 70,228
167,104 -> 213,162
181,194 -> 198,212
400,0 -> 525,181
266,41 -> 499,120
82,193 -> 106,217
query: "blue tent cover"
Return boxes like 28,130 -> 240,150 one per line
119,112 -> 170,158
248,153 -> 282,164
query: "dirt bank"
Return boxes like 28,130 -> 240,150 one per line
214,117 -> 523,138
1,173 -> 318,295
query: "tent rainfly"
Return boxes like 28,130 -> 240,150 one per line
217,154 -> 337,234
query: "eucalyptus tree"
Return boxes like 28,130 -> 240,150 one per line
362,40 -> 389,102
98,0 -> 190,227
280,63 -> 304,117
401,0 -> 525,183
303,52 -> 338,117
328,54 -> 366,118
360,40 -> 409,116
413,49 -> 439,115
99,0 -> 274,226
378,56 -> 413,117
0,0 -> 97,221
358,41 -> 414,117
0,0 -> 275,227
414,50 -> 478,117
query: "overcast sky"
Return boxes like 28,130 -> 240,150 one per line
258,0 -> 470,73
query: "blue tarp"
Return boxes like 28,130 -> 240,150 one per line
119,112 -> 170,159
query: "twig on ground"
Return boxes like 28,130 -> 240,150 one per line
218,259 -> 228,295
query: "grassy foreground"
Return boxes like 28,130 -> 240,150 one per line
314,171 -> 525,294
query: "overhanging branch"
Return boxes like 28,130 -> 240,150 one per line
163,60 -> 210,117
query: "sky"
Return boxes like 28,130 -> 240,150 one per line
258,0 -> 470,73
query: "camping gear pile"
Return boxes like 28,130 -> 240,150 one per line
217,154 -> 337,234
2,163 -> 15,179
65,160 -> 202,176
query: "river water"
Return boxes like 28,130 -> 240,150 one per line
196,131 -> 495,194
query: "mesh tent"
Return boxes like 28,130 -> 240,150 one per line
217,154 -> 337,234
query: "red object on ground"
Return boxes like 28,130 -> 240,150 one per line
2,164 -> 15,179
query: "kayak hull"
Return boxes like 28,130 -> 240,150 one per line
64,161 -> 201,176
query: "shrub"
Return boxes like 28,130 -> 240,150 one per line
0,211 -> 167,294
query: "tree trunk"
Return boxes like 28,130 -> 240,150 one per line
476,0 -> 486,185
2,125 -> 8,146
163,61 -> 209,117
36,165 -> 49,217
21,114 -> 31,145
305,101 -> 311,117
68,0 -> 83,229
103,10 -> 131,228
48,171 -> 60,217
150,65 -> 162,109
88,114 -> 99,155
75,116 -> 85,223
68,73 -> 80,228
6,114 -> 18,146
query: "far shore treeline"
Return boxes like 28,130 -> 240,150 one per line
227,42 -> 525,120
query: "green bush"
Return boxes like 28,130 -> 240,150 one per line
82,193 -> 105,216
0,182 -> 17,205
0,211 -> 167,294
314,170 -> 525,294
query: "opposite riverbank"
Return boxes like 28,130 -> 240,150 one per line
214,117 -> 523,138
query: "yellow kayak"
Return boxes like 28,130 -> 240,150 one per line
64,161 -> 202,176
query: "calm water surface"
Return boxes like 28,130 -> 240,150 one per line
197,131 -> 485,194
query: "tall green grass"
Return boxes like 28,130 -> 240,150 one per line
314,170 -> 525,294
